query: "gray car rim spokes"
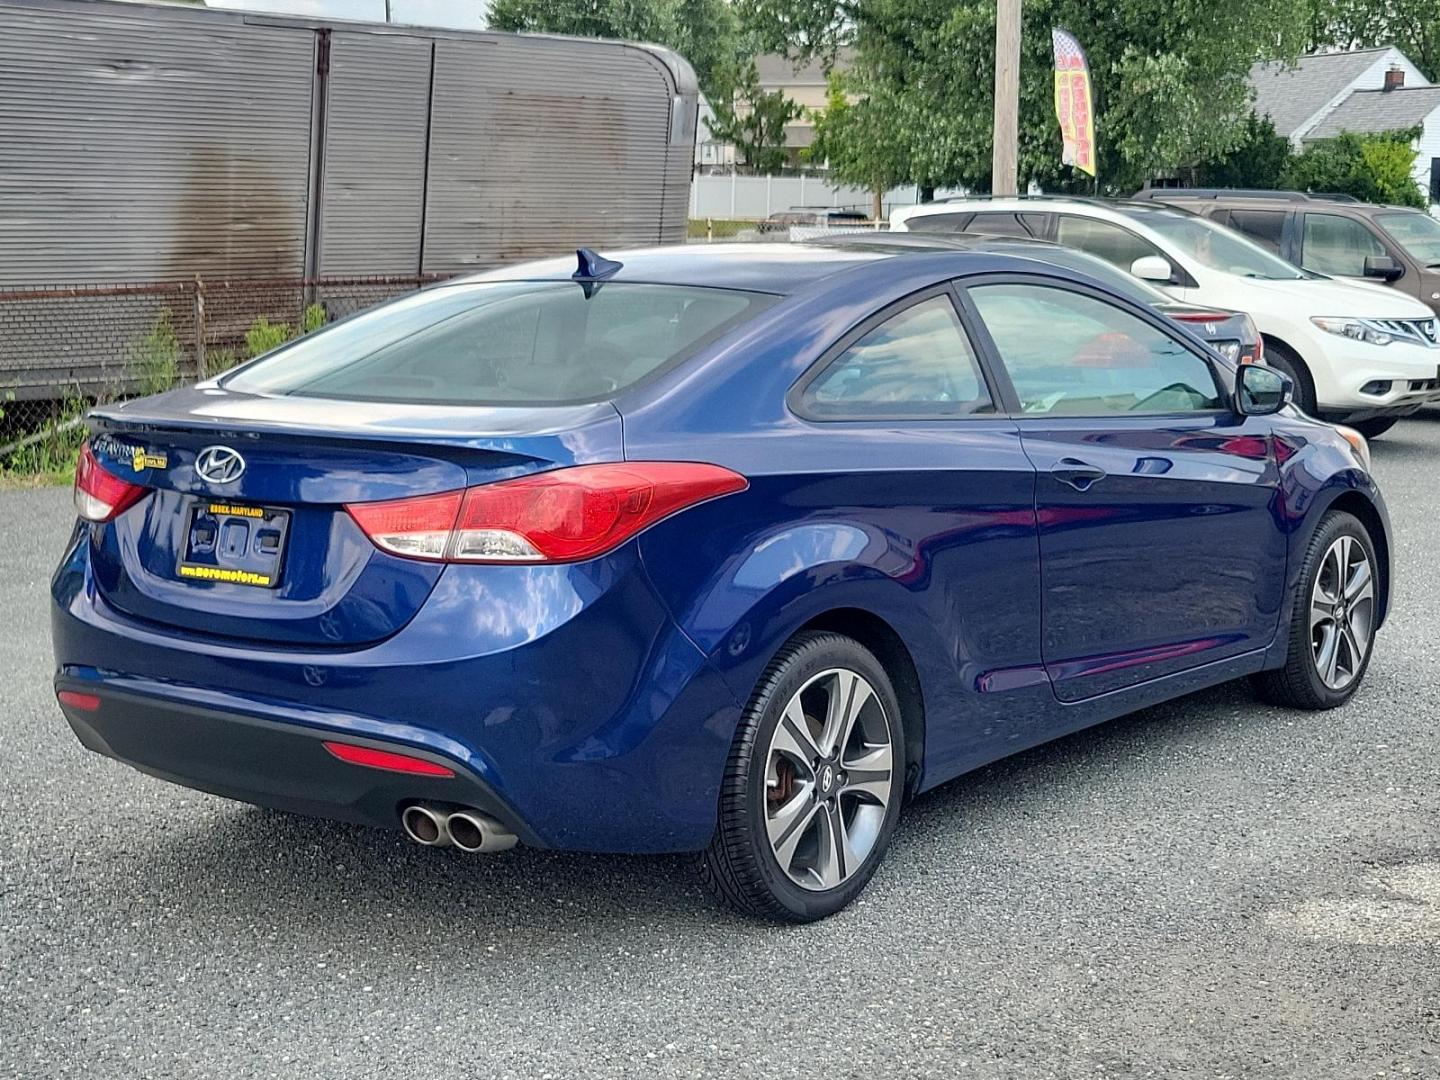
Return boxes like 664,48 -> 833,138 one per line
1310,535 -> 1375,691
764,668 -> 894,892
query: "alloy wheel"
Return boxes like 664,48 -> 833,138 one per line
763,668 -> 894,891
1310,534 -> 1375,691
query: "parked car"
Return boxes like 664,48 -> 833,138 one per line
893,197 -> 1440,437
808,230 -> 1262,365
1131,189 -> 1440,318
55,243 -> 1389,921
759,207 -> 871,233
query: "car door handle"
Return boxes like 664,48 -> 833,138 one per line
1050,458 -> 1107,492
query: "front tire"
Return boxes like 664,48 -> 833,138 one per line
1253,511 -> 1378,709
700,631 -> 906,922
1262,340 -> 1316,415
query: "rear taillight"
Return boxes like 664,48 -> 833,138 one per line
1234,315 -> 1263,364
74,441 -> 149,522
1248,329 -> 1265,365
346,462 -> 748,564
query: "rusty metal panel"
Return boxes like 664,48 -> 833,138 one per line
320,32 -> 432,276
0,0 -> 314,286
422,36 -> 684,275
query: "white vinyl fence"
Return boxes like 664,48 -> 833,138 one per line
691,173 -> 962,220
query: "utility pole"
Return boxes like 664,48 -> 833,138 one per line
992,0 -> 1022,195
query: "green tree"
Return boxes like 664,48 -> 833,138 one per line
488,0 -> 740,100
1193,115 -> 1295,188
1308,0 -> 1438,81
1284,129 -> 1426,207
705,60 -> 804,171
739,0 -> 1316,192
809,76 -> 911,217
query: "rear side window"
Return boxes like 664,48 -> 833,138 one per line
800,296 -> 994,419
223,282 -> 773,405
1225,209 -> 1287,254
906,212 -> 972,234
964,212 -> 1036,238
1302,213 -> 1387,276
1054,216 -> 1161,271
970,283 -> 1221,416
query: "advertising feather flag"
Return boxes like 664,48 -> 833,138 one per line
1051,27 -> 1096,177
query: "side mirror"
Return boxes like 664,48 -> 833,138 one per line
1235,363 -> 1292,416
1130,255 -> 1175,283
1363,254 -> 1403,282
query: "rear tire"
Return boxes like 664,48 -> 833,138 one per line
1252,511 -> 1378,710
1262,340 -> 1315,415
1351,417 -> 1398,439
699,631 -> 906,922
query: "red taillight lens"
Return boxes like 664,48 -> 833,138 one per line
74,441 -> 149,522
57,690 -> 101,712
322,741 -> 456,777
346,462 -> 747,564
1248,331 -> 1264,365
344,489 -> 463,561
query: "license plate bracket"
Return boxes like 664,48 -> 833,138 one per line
177,502 -> 290,589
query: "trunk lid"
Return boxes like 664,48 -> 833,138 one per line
86,386 -> 623,647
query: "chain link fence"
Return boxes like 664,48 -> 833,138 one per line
0,275 -> 443,451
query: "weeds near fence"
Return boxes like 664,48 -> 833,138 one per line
243,303 -> 328,360
134,310 -> 181,395
0,390 -> 89,486
244,317 -> 293,358
0,275 -> 423,483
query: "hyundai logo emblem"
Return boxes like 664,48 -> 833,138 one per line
195,445 -> 246,485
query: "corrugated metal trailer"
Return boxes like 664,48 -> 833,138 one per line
0,0 -> 698,398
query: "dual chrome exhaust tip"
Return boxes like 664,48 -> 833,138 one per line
400,804 -> 518,853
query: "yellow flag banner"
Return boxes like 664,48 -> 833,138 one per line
1051,27 -> 1096,177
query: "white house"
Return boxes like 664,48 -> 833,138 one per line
1249,47 -> 1439,204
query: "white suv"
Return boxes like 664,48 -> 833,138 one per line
892,198 -> 1440,437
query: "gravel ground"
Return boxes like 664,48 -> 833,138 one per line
3,418 -> 1439,1079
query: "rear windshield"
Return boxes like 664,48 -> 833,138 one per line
222,281 -> 775,405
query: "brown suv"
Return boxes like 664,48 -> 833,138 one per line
1133,189 -> 1440,319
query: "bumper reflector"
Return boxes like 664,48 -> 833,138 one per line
57,690 -> 102,712
322,741 -> 455,777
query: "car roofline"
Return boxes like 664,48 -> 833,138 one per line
894,196 -> 1200,224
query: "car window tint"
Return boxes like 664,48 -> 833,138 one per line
1054,216 -> 1162,272
1302,213 -> 1386,276
802,296 -> 993,418
1225,210 -> 1286,254
964,212 -> 1034,238
224,282 -> 772,406
970,283 -> 1221,416
906,212 -> 971,234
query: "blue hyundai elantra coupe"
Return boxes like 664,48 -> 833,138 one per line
52,243 -> 1389,921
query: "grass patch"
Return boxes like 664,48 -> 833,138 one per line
0,392 -> 88,485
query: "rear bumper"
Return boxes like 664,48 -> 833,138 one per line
56,674 -> 538,843
51,531 -> 743,854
